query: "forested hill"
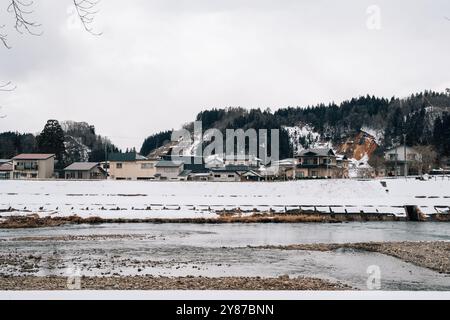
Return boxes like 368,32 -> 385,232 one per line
0,120 -> 119,166
141,90 -> 450,159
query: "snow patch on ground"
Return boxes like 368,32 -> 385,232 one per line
348,154 -> 372,178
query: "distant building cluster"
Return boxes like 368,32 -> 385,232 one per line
1,145 -> 448,181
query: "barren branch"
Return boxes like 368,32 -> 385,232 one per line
7,0 -> 42,36
73,0 -> 102,35
0,81 -> 16,91
0,24 -> 11,49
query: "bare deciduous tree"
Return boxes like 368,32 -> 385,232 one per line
0,81 -> 16,91
368,153 -> 386,177
73,0 -> 102,35
0,0 -> 101,48
412,145 -> 438,175
0,81 -> 16,118
0,24 -> 9,48
1,1 -> 101,118
7,0 -> 42,36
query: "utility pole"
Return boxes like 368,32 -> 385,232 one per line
327,153 -> 330,178
403,115 -> 407,179
394,141 -> 398,178
292,145 -> 296,181
403,133 -> 407,179
104,144 -> 109,179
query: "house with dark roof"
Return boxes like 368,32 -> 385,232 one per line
293,148 -> 344,178
63,162 -> 106,180
107,152 -> 157,180
210,167 -> 241,182
12,154 -> 55,179
154,160 -> 184,180
224,155 -> 261,168
0,159 -> 12,180
210,165 -> 253,182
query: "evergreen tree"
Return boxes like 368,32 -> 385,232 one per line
36,119 -> 66,168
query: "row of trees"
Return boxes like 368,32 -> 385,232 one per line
140,91 -> 450,161
0,119 -> 119,169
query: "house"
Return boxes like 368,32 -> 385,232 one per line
64,162 -> 107,180
210,167 -> 241,182
293,148 -> 344,178
224,155 -> 261,168
188,172 -> 212,181
204,155 -> 225,169
164,156 -> 208,172
12,154 -> 55,179
240,170 -> 263,181
0,160 -> 12,180
384,145 -> 422,176
270,158 -> 298,180
336,154 -> 350,178
439,156 -> 450,171
108,152 -> 157,180
210,165 -> 252,182
154,160 -> 184,180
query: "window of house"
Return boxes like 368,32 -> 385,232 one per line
141,163 -> 154,169
116,163 -> 123,169
214,175 -> 220,178
389,154 -> 397,161
228,174 -> 235,178
78,172 -> 83,179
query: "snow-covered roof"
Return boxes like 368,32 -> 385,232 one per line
155,160 -> 183,167
64,162 -> 100,171
12,153 -> 55,160
298,148 -> 335,157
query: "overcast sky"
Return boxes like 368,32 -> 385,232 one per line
0,0 -> 449,149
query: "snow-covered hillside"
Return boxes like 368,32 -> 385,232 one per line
360,126 -> 384,145
64,135 -> 91,162
284,125 -> 323,154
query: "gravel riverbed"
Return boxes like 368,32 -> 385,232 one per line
0,275 -> 350,290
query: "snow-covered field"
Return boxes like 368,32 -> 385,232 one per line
0,179 -> 450,219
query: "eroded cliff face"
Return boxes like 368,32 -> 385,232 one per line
336,131 -> 378,161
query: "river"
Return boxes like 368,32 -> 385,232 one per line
0,222 -> 449,290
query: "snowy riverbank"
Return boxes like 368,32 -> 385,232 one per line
1,179 -> 449,219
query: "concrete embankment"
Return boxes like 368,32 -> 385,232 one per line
1,210 -> 449,229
